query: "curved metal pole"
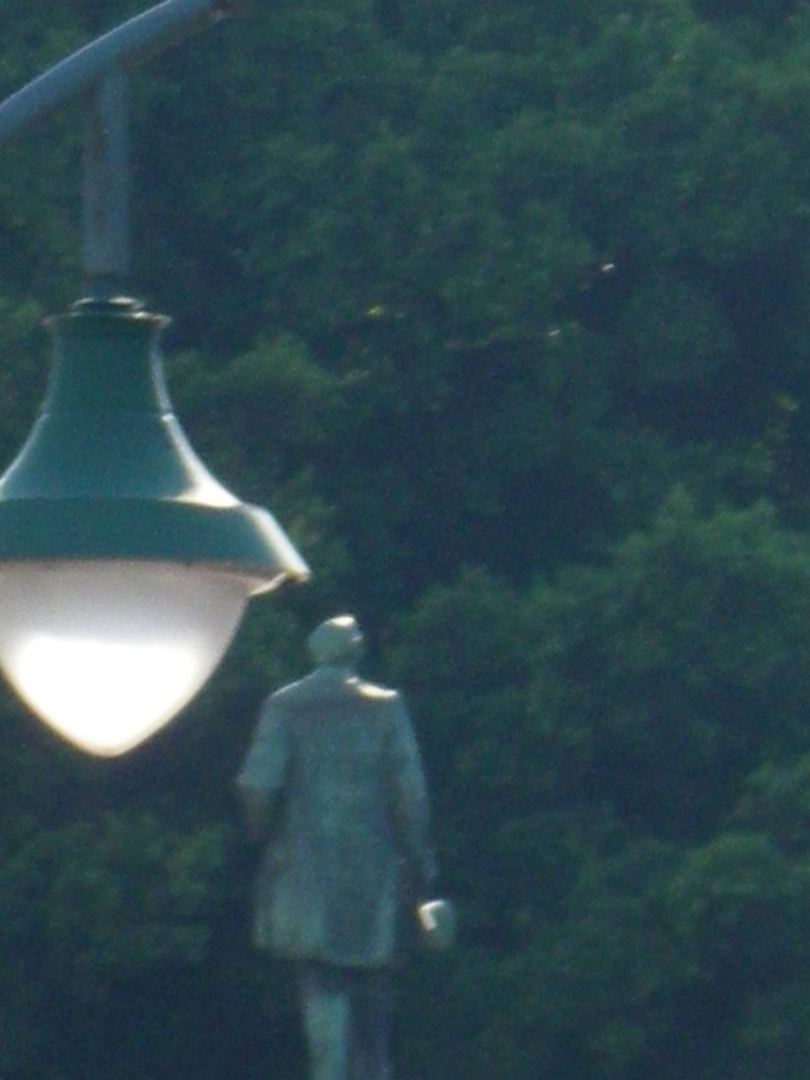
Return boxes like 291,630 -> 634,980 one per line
0,0 -> 246,293
0,0 -> 240,145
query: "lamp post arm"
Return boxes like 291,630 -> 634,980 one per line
0,0 -> 247,293
0,0 -> 240,146
83,68 -> 130,292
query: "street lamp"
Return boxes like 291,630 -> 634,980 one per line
0,0 -> 310,756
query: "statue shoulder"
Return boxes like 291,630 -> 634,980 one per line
265,675 -> 311,708
355,679 -> 400,703
265,671 -> 402,708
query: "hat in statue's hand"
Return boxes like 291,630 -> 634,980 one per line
416,899 -> 456,951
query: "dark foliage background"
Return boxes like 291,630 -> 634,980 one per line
3,0 -> 810,1077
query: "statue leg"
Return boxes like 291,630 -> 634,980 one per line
297,962 -> 351,1080
348,968 -> 391,1080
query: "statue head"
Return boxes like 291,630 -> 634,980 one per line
308,614 -> 364,669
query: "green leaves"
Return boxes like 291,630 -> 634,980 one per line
0,811 -> 230,984
386,491 -> 810,1076
5,1 -> 810,1077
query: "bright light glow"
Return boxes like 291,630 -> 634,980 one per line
0,562 -> 251,755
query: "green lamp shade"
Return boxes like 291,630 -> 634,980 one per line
0,297 -> 310,755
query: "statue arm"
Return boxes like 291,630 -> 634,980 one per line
388,698 -> 438,895
235,697 -> 290,843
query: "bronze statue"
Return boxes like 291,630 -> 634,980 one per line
236,614 -> 441,1080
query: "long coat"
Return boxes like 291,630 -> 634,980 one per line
236,666 -> 436,968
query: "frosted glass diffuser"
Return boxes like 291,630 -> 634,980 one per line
0,561 -> 257,755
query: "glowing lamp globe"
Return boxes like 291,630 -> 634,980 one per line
0,297 -> 310,755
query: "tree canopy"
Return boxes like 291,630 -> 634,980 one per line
3,0 -> 810,1077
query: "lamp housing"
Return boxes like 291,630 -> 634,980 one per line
0,297 -> 309,754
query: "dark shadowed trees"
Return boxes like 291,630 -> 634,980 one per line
3,0 -> 810,1077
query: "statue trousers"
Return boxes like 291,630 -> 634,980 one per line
296,961 -> 392,1080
